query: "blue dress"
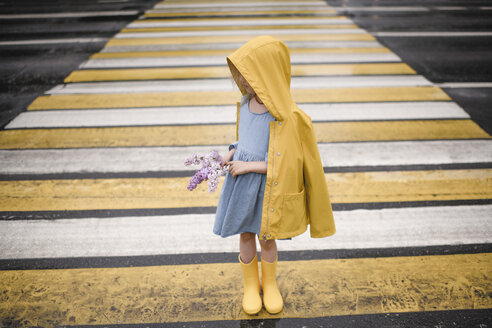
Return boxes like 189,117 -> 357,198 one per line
213,95 -> 275,238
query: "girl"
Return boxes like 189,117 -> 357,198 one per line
213,35 -> 336,316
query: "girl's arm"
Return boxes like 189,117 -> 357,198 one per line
227,161 -> 267,177
221,148 -> 236,167
246,161 -> 267,174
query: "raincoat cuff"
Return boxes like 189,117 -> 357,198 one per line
229,141 -> 239,151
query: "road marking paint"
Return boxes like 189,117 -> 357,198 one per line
64,63 -> 415,82
129,52 -> 401,70
105,34 -> 375,47
160,0 -> 326,2
143,9 -> 338,18
0,120 -> 489,150
0,38 -> 108,46
374,31 -> 492,37
2,254 -> 490,324
1,140 -> 490,175
121,24 -> 359,32
159,0 -> 327,3
7,101 -> 468,129
150,5 -> 470,12
436,82 -> 492,88
1,169 -> 491,211
149,5 -> 332,12
127,17 -> 353,28
80,53 -> 400,68
114,28 -> 366,38
99,41 -> 385,52
50,76 -> 435,95
1,206 -> 492,258
90,47 -> 390,58
155,2 -> 326,8
26,87 -> 449,110
0,11 -> 139,19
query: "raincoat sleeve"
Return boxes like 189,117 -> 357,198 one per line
302,119 -> 336,238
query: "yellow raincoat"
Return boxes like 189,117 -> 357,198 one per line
227,35 -> 336,240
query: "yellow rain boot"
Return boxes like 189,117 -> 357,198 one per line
261,256 -> 284,314
239,253 -> 262,315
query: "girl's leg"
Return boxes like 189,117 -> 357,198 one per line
238,232 -> 262,315
258,238 -> 283,314
258,239 -> 277,263
240,232 -> 257,263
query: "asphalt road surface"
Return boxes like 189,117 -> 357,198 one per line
0,0 -> 491,327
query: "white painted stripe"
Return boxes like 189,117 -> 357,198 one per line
49,76 -> 432,96
479,6 -> 492,10
0,11 -> 138,19
126,18 -> 353,28
299,101 -> 468,121
1,205 -> 491,259
1,140 -> 489,175
148,5 -> 331,13
153,4 -> 471,12
6,106 -> 236,129
155,2 -> 326,9
101,41 -> 383,52
318,140 -> 491,168
0,38 -> 108,46
115,29 -> 366,38
436,82 -> 492,88
6,102 -> 467,130
79,53 -> 399,68
374,31 -> 492,37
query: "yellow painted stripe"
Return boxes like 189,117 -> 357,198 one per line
131,16 -> 347,24
1,169 -> 491,211
106,33 -> 375,46
90,47 -> 390,59
0,254 -> 490,325
160,0 -> 327,3
159,0 -> 327,3
4,120 -> 487,150
64,66 -> 232,82
28,87 -> 445,110
120,24 -> 359,33
144,9 -> 337,17
64,63 -> 415,82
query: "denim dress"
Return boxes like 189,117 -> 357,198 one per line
213,95 -> 275,238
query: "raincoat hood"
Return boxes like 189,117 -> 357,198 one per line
226,35 -> 293,122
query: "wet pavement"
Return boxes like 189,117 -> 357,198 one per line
0,0 -> 491,327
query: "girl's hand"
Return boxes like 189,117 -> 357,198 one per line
226,161 -> 251,177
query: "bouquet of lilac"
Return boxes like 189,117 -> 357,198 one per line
184,149 -> 228,193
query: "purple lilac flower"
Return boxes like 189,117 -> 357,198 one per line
185,149 -> 227,193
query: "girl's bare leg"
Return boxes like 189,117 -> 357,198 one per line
258,238 -> 277,262
240,232 -> 257,263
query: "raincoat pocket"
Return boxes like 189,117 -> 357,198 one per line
277,188 -> 307,233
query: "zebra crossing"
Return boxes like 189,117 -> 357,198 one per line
0,0 -> 491,326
